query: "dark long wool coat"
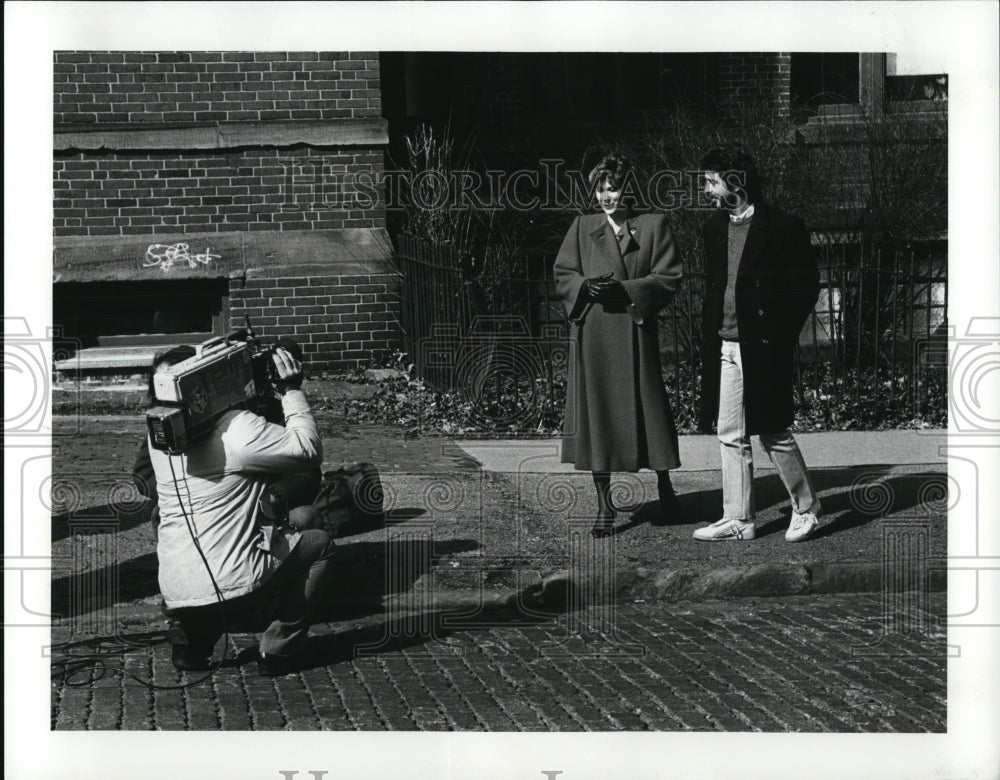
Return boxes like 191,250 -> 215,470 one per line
698,202 -> 820,435
554,212 -> 683,472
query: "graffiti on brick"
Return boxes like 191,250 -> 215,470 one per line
144,242 -> 220,273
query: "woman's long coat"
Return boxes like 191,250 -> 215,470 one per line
698,203 -> 820,435
554,212 -> 683,472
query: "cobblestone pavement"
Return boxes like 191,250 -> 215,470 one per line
51,593 -> 946,732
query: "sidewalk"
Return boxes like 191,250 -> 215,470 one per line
48,415 -> 950,734
50,412 -> 948,629
455,429 -> 946,472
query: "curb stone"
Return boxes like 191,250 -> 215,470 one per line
416,562 -> 945,613
95,560 -> 946,632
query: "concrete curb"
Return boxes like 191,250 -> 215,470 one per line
409,561 -> 945,610
97,561 -> 945,633
534,562 -> 944,607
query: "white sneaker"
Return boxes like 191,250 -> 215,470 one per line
785,506 -> 821,543
693,518 -> 756,541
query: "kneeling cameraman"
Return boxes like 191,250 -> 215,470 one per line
149,344 -> 332,677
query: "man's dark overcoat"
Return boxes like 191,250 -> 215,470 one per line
698,202 -> 820,435
554,212 -> 682,472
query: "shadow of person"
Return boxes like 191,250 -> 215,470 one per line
50,534 -> 485,631
334,507 -> 426,539
298,614 -> 453,669
736,467 -> 946,539
316,536 -> 482,620
286,599 -> 561,672
619,466 -> 946,540
50,552 -> 159,621
52,500 -> 157,544
617,487 -> 729,534
810,469 -> 948,540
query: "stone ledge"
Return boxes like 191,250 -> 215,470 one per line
54,118 -> 389,152
53,227 -> 394,283
54,346 -> 160,372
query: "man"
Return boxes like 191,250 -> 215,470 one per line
134,340 -> 322,542
694,146 -> 822,542
133,345 -> 196,542
149,344 -> 332,676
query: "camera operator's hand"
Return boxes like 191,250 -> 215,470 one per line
271,347 -> 304,394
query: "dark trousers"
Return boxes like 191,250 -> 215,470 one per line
166,528 -> 336,659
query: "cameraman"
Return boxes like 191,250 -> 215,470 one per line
133,345 -> 197,543
134,340 -> 323,542
149,345 -> 333,677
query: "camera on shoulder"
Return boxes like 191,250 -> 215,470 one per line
147,323 -> 286,454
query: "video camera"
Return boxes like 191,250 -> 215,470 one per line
146,322 -> 283,454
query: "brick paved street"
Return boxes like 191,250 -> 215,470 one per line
51,593 -> 946,732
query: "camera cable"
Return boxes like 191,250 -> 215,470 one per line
52,456 -> 236,691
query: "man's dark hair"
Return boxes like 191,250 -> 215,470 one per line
147,345 -> 196,401
700,146 -> 763,204
588,153 -> 635,190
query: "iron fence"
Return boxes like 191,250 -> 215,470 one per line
395,234 -> 947,425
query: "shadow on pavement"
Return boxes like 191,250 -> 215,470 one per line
619,466 -> 946,539
50,538 -> 483,624
51,551 -> 159,621
52,502 -> 155,544
333,507 -> 426,538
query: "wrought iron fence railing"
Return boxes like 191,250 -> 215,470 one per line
395,234 -> 947,426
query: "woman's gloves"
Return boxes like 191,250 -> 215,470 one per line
582,273 -> 629,304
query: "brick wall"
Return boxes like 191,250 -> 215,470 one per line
53,51 -> 381,124
718,53 -> 791,119
53,51 -> 397,371
229,274 -> 399,367
53,148 -> 385,237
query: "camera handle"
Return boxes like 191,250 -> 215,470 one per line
193,336 -> 228,358
193,326 -> 258,359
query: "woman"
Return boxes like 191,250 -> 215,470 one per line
553,154 -> 683,536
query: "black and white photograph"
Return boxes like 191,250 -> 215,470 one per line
5,2 -> 999,779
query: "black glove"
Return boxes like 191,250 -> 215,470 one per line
590,278 -> 629,304
581,273 -> 614,302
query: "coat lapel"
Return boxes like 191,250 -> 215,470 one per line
706,212 -> 728,284
736,202 -> 771,280
589,221 -> 628,279
621,222 -> 640,277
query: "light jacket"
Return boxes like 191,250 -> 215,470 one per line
151,390 -> 322,608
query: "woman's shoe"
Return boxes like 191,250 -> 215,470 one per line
590,511 -> 616,538
651,489 -> 682,526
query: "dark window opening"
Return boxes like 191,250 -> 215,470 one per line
54,278 -> 229,350
791,53 -> 860,117
529,53 -> 717,120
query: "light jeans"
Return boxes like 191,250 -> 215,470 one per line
717,340 -> 819,521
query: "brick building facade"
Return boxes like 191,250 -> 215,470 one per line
53,51 -> 396,374
54,50 -> 945,376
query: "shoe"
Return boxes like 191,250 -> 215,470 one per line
651,490 -> 682,526
785,505 -> 821,543
590,512 -> 616,538
171,644 -> 212,672
693,518 -> 756,541
257,652 -> 301,677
